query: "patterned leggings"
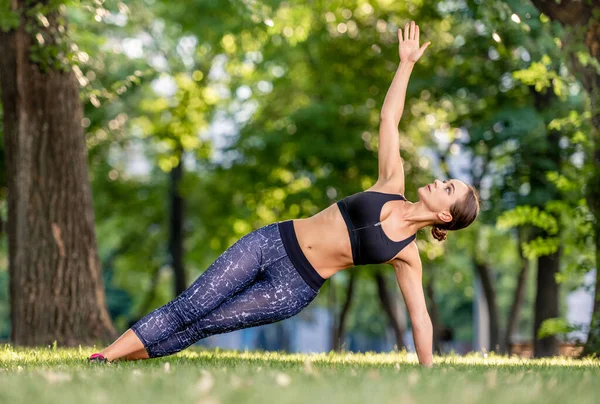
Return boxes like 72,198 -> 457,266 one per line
130,222 -> 322,358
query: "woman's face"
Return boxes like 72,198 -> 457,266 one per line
417,179 -> 470,222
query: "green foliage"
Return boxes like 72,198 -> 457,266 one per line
537,317 -> 577,339
495,206 -> 564,259
497,206 -> 559,235
521,236 -> 560,261
513,55 -> 568,99
24,0 -> 74,73
0,0 -> 20,31
1,0 -> 597,351
82,0 -> 592,344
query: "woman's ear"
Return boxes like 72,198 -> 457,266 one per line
437,211 -> 452,223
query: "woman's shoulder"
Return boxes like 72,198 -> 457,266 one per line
365,180 -> 406,197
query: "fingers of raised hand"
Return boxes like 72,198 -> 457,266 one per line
400,21 -> 423,45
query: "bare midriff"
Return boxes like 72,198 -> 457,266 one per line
291,202 -> 355,280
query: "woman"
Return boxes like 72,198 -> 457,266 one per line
89,21 -> 479,368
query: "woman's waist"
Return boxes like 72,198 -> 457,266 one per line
291,208 -> 354,275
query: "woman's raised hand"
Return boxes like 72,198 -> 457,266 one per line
398,21 -> 431,63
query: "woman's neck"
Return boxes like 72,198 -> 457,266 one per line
398,200 -> 437,233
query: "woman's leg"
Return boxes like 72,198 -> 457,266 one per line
98,329 -> 147,361
124,251 -> 319,359
99,223 -> 288,361
122,346 -> 150,360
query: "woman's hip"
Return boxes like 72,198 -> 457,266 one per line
239,221 -> 327,294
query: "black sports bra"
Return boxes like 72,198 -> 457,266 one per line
336,191 -> 416,266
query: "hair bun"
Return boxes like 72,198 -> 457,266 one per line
431,226 -> 448,241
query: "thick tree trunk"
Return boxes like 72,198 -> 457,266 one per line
0,2 -> 116,346
530,0 -> 598,27
332,270 -> 356,351
424,274 -> 442,354
474,261 -> 501,352
504,229 -> 529,355
169,152 -> 186,296
374,271 -> 406,350
533,247 -> 561,357
530,0 -> 600,360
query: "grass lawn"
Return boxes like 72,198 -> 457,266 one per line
0,344 -> 598,404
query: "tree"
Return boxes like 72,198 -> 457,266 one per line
426,0 -> 585,357
332,270 -> 356,351
528,0 -> 600,356
0,0 -> 116,345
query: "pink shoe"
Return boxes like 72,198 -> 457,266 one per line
88,353 -> 108,363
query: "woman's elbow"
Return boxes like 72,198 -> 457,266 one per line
380,113 -> 401,124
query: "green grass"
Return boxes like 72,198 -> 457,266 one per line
0,344 -> 598,404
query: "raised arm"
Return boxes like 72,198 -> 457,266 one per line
392,251 -> 433,367
377,21 -> 430,190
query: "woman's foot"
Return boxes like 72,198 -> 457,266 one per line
88,353 -> 109,363
93,329 -> 148,362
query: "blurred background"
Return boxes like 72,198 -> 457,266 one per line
0,0 -> 598,359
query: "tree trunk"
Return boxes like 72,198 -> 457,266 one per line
582,228 -> 600,356
0,1 -> 116,346
0,199 -> 4,244
570,42 -> 600,357
527,84 -> 563,358
576,61 -> 600,356
374,271 -> 406,350
504,229 -> 529,356
533,246 -> 561,357
169,151 -> 186,296
333,270 -> 356,351
279,321 -> 291,352
530,0 -> 600,359
424,273 -> 442,354
329,277 -> 337,351
474,261 -> 501,352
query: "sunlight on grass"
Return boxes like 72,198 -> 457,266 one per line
0,344 -> 598,404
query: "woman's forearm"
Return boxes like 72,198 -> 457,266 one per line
379,61 -> 415,125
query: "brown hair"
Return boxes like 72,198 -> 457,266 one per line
431,184 -> 480,241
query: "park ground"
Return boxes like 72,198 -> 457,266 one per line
0,344 -> 598,404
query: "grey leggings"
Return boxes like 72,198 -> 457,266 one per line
130,221 -> 325,358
